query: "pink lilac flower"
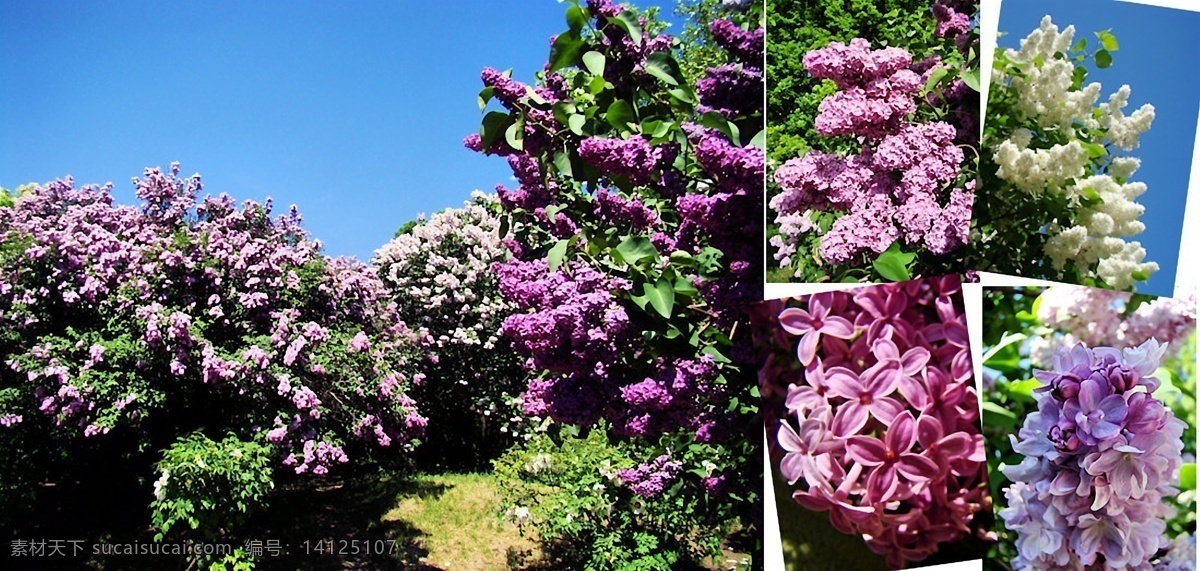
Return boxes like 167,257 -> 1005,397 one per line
758,276 -> 987,568
778,292 -> 855,365
769,31 -> 976,274
845,411 -> 940,503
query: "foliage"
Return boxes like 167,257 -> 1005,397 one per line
495,425 -> 736,571
675,0 -> 764,84
970,18 -> 1157,291
150,432 -> 274,540
374,193 -> 530,470
0,166 -> 425,556
467,0 -> 763,566
981,286 -> 1196,570
766,0 -> 980,283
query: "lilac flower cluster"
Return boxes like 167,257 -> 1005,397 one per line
578,136 -> 671,186
756,276 -> 988,568
618,454 -> 683,497
933,0 -> 976,44
593,188 -> 660,232
697,65 -> 763,119
1029,286 -> 1196,368
709,19 -> 763,64
770,39 -> 973,273
999,340 -> 1186,570
0,165 -> 426,476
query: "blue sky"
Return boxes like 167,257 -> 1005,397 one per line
998,0 -> 1200,298
0,1 -> 678,262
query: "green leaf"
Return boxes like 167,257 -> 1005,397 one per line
1072,38 -> 1087,52
1131,269 -> 1150,282
565,4 -> 587,32
642,278 -> 675,318
673,276 -> 698,297
961,67 -> 980,92
979,333 -> 1027,367
982,401 -> 1019,429
568,114 -> 586,136
872,242 -> 915,282
643,52 -> 684,87
606,100 -> 637,132
582,51 -> 606,76
479,111 -> 514,151
607,10 -> 642,46
748,129 -> 766,149
1006,379 -> 1042,402
549,31 -> 586,72
477,86 -> 495,112
553,151 -> 573,177
504,119 -> 525,151
1096,30 -> 1119,52
616,236 -> 657,266
700,111 -> 739,146
547,239 -> 570,272
1081,142 -> 1107,159
1095,49 -> 1112,69
1181,463 -> 1196,491
1072,66 -> 1088,90
922,67 -> 949,95
588,74 -> 608,94
667,87 -> 697,105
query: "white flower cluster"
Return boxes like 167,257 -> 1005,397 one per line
769,210 -> 818,275
993,16 -> 1158,290
372,192 -> 515,350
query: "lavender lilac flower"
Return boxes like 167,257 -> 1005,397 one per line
999,340 -> 1186,570
756,276 -> 988,568
0,165 -> 426,476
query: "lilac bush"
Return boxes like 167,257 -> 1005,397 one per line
0,165 -> 425,537
372,193 -> 529,468
999,340 -> 1187,570
754,276 -> 990,568
468,0 -> 763,566
768,0 -> 979,282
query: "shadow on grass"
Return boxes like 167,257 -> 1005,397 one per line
0,465 -> 460,570
241,471 -> 452,570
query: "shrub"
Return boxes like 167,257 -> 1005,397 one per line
0,165 -> 425,546
373,193 -> 530,468
468,0 -> 764,566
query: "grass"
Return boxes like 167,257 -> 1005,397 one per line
382,472 -> 538,571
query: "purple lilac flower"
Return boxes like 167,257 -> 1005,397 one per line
999,339 -> 1186,570
709,19 -> 763,64
618,454 -> 682,497
0,166 -> 427,472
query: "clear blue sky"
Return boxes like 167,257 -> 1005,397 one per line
998,0 -> 1200,298
0,1 -> 678,262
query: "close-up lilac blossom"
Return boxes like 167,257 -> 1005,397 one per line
753,276 -> 991,569
999,340 -> 1188,570
981,285 -> 1196,571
